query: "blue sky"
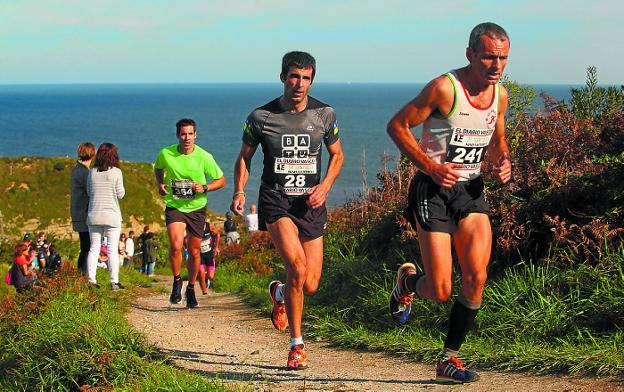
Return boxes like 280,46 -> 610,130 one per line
1,0 -> 621,85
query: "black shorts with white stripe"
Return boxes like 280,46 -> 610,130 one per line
403,172 -> 490,234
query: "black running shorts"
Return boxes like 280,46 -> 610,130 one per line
200,251 -> 215,267
258,184 -> 327,239
403,172 -> 490,234
165,207 -> 206,239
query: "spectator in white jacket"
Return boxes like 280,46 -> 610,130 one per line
86,143 -> 125,290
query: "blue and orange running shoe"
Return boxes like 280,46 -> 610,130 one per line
389,262 -> 417,325
436,356 -> 480,384
287,344 -> 308,370
269,280 -> 288,331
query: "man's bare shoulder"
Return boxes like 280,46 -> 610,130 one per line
415,74 -> 455,112
420,75 -> 454,103
498,84 -> 509,101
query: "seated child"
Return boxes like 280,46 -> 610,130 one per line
10,242 -> 35,293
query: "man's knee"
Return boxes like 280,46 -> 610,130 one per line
462,271 -> 488,296
303,280 -> 320,296
169,245 -> 183,255
431,282 -> 453,303
188,248 -> 200,260
286,261 -> 307,288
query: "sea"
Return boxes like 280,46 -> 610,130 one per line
0,83 -> 577,214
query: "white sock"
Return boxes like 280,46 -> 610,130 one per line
290,336 -> 304,348
441,348 -> 459,359
275,283 -> 285,303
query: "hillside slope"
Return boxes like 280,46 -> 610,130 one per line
0,157 -> 165,238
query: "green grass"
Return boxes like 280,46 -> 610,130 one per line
0,267 -> 228,391
213,230 -> 624,376
0,262 -> 15,298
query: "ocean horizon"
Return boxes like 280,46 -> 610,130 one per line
0,82 -> 580,214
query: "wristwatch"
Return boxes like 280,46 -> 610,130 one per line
202,184 -> 208,193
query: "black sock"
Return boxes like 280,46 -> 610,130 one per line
443,300 -> 479,352
187,283 -> 194,288
174,275 -> 181,282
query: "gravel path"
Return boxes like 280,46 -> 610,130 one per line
126,277 -> 622,391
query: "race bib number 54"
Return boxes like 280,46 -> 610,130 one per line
171,179 -> 194,200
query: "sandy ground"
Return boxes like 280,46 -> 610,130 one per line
126,277 -> 623,391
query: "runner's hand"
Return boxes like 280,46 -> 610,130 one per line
429,163 -> 463,188
192,182 -> 204,193
214,247 -> 220,256
158,183 -> 168,195
306,183 -> 330,209
495,155 -> 512,184
230,194 -> 245,216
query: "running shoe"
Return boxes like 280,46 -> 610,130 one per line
110,282 -> 125,291
170,278 -> 183,304
186,286 -> 198,309
269,280 -> 288,331
286,344 -> 307,370
389,262 -> 417,325
436,356 -> 480,384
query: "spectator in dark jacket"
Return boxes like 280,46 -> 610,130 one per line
144,232 -> 158,276
70,142 -> 96,275
224,211 -> 240,245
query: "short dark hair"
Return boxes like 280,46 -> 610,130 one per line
94,143 -> 120,171
468,22 -> 510,51
281,51 -> 316,81
176,118 -> 196,136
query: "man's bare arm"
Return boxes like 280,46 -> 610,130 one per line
230,143 -> 257,215
307,139 -> 344,209
154,168 -> 168,195
488,85 -> 512,184
387,76 -> 462,188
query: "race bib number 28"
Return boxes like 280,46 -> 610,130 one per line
276,134 -> 318,195
171,179 -> 194,200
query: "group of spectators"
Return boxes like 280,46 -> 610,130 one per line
6,231 -> 63,293
70,142 -> 126,290
94,230 -> 137,270
6,140 -> 257,294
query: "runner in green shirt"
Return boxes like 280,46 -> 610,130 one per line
154,118 -> 226,308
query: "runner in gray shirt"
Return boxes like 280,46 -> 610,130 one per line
231,51 -> 344,370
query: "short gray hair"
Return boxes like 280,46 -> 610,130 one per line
468,22 -> 509,51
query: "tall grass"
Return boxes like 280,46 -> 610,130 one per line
0,266 -> 227,391
215,234 -> 624,375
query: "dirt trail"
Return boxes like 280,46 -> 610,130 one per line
126,277 -> 621,391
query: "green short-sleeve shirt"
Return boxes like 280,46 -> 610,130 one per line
154,144 -> 224,213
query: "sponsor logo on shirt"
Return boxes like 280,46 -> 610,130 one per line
486,110 -> 497,129
282,134 -> 310,158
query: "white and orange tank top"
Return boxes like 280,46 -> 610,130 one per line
420,70 -> 499,181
